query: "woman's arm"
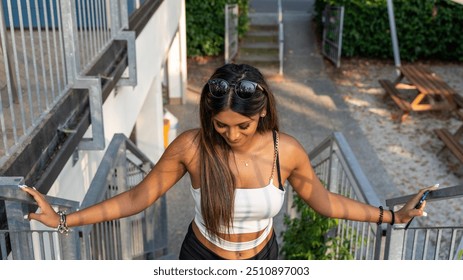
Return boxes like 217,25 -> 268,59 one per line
285,136 -> 437,225
21,130 -> 198,229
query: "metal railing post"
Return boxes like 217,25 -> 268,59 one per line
60,0 -> 81,83
110,0 -> 137,86
74,77 -> 105,150
278,0 -> 283,75
0,2 -> 18,102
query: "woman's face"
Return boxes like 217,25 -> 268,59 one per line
212,109 -> 262,148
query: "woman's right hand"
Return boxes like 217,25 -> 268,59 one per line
19,185 -> 60,228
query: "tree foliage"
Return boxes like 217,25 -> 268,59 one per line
186,0 -> 249,57
315,0 -> 463,61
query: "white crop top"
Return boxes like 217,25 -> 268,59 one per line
191,180 -> 285,251
191,130 -> 285,251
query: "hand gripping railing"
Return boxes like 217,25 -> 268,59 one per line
385,185 -> 463,260
306,132 -> 463,260
0,177 -> 80,260
77,133 -> 168,260
0,133 -> 168,260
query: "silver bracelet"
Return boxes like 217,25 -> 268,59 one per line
57,211 -> 70,235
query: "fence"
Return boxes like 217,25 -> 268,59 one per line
321,5 -> 344,68
308,132 -> 463,260
308,132 -> 383,259
0,0 -> 138,165
0,176 -> 80,260
385,185 -> 463,260
224,4 -> 238,64
0,134 -> 168,260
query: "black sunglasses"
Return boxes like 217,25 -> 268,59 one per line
207,78 -> 264,99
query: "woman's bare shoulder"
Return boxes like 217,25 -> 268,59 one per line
278,132 -> 305,152
175,128 -> 200,143
277,131 -> 309,165
168,129 -> 199,149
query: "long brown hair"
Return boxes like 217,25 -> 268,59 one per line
198,64 -> 279,238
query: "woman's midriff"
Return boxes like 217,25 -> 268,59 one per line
191,221 -> 273,260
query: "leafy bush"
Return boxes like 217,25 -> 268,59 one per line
186,0 -> 249,57
281,193 -> 354,260
315,0 -> 463,61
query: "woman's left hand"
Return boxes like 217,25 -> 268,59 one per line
393,184 -> 439,224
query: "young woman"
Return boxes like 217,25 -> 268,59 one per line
20,63 -> 437,260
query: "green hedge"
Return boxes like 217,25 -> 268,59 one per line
315,0 -> 463,61
186,0 -> 249,57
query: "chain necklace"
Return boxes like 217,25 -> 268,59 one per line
234,134 -> 264,167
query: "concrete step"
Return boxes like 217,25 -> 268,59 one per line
248,24 -> 278,32
236,52 -> 279,63
240,41 -> 279,50
235,12 -> 281,77
243,30 -> 278,41
239,46 -> 279,57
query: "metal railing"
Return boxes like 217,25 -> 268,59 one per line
385,185 -> 463,260
224,4 -> 238,64
277,0 -> 283,75
0,134 -> 168,260
307,132 -> 463,260
308,132 -> 383,259
78,133 -> 168,260
0,0 -> 137,165
321,5 -> 344,68
0,176 -> 80,260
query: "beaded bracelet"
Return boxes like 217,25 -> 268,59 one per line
57,211 -> 70,235
376,206 -> 384,225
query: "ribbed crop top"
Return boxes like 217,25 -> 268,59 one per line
191,130 -> 285,251
191,180 -> 285,251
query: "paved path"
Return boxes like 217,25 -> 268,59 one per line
164,0 -> 397,259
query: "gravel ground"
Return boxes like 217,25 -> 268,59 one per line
325,58 -> 463,227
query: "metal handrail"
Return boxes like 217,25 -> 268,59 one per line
0,133 -> 168,260
385,185 -> 463,260
307,132 -> 463,260
0,177 -> 80,260
308,132 -> 383,259
0,0 -> 138,166
77,133 -> 167,260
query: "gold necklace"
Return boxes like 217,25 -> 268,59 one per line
234,134 -> 263,167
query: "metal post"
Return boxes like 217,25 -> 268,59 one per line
387,0 -> 401,75
111,0 -> 137,86
60,0 -> 81,82
0,2 -> 18,101
74,77 -> 105,150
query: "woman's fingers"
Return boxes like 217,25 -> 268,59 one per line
406,183 -> 439,209
18,185 -> 59,227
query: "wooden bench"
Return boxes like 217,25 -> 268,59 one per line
434,124 -> 463,163
379,65 -> 458,122
379,79 -> 412,121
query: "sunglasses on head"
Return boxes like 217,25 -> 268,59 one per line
207,78 -> 263,99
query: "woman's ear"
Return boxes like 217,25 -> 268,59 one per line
260,110 -> 267,118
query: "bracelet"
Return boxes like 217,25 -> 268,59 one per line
376,206 -> 384,225
389,209 -> 395,225
57,211 -> 70,235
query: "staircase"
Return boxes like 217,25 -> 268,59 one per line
235,12 -> 282,78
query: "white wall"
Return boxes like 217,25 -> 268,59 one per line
48,0 -> 187,202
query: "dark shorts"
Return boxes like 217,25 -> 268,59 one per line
179,222 -> 279,260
